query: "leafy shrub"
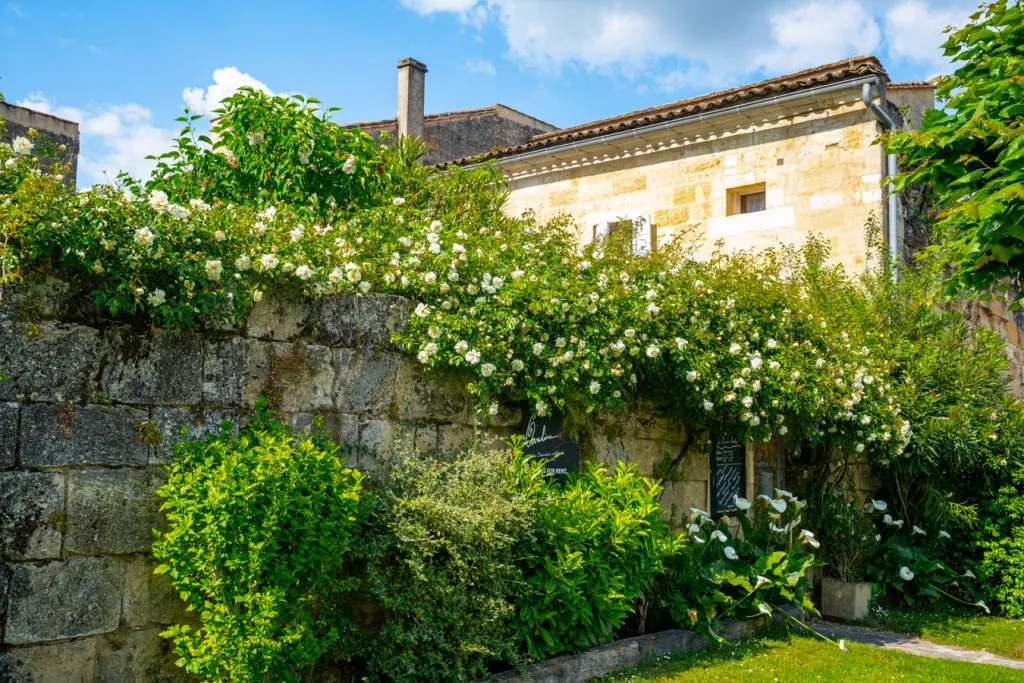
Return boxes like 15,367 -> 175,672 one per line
659,492 -> 818,640
352,440 -> 545,681
976,468 -> 1024,617
805,488 -> 878,583
516,461 -> 679,660
152,412 -> 364,682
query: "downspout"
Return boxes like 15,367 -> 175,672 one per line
861,80 -> 901,280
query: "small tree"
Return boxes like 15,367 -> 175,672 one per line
887,1 -> 1024,303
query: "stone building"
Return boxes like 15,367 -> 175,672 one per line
348,58 -> 556,166
0,101 -> 80,188
458,56 -> 932,278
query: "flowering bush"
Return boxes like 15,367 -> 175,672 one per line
864,500 -> 986,612
0,90 -> 917,465
658,491 -> 818,640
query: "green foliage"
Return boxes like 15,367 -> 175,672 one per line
805,489 -> 878,583
152,411 -> 364,682
658,492 -> 817,640
976,467 -> 1024,617
864,502 -> 983,611
887,1 -> 1024,303
516,461 -> 679,660
139,88 -> 393,213
353,441 -> 545,681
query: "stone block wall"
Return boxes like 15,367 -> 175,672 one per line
0,102 -> 80,189
0,280 -> 704,681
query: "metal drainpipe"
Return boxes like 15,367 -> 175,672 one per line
861,80 -> 901,279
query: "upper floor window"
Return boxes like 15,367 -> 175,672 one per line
592,212 -> 652,255
727,183 -> 767,216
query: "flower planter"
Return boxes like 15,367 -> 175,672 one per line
821,577 -> 872,621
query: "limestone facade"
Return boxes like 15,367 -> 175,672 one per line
499,88 -> 893,277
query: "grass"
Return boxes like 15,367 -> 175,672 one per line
873,605 -> 1024,660
600,626 -> 1023,682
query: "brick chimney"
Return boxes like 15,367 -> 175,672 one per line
396,57 -> 427,138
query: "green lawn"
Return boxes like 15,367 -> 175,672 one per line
601,628 -> 1022,682
873,606 -> 1024,660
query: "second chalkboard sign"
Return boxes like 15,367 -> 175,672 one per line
520,407 -> 580,480
710,436 -> 746,517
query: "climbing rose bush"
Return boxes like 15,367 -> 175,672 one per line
0,88 -> 930,465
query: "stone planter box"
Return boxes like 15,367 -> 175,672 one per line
821,577 -> 872,621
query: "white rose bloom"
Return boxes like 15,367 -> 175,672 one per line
190,198 -> 210,211
148,190 -> 169,211
532,343 -> 544,356
146,289 -> 166,306
729,343 -> 742,355
290,226 -> 305,242
465,349 -> 481,364
703,400 -> 714,411
455,341 -> 469,355
260,254 -> 279,271
342,154 -> 357,174
12,136 -> 33,156
133,227 -> 155,248
779,425 -> 788,435
359,281 -> 371,293
646,344 -> 660,358
414,303 -> 430,318
686,371 -> 698,382
166,204 -> 189,220
481,363 -> 496,377
295,265 -> 314,281
204,259 -> 223,281
589,380 -> 601,394
392,197 -> 406,206
423,272 -> 437,285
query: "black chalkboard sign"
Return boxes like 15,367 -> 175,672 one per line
710,436 -> 746,517
521,407 -> 580,480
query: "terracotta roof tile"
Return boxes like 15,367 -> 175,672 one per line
450,55 -> 887,166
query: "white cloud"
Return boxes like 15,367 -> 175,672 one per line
399,0 -> 977,90
884,0 -> 964,67
182,66 -> 273,116
17,93 -> 174,187
462,58 -> 497,76
753,1 -> 881,73
400,0 -> 478,14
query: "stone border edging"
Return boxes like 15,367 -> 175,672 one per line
485,613 -> 794,683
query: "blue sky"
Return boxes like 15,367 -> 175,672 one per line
1,0 -> 976,186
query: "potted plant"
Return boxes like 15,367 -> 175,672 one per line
811,491 -> 880,620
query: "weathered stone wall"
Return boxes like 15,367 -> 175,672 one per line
0,102 -> 80,189
0,279 -> 707,681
